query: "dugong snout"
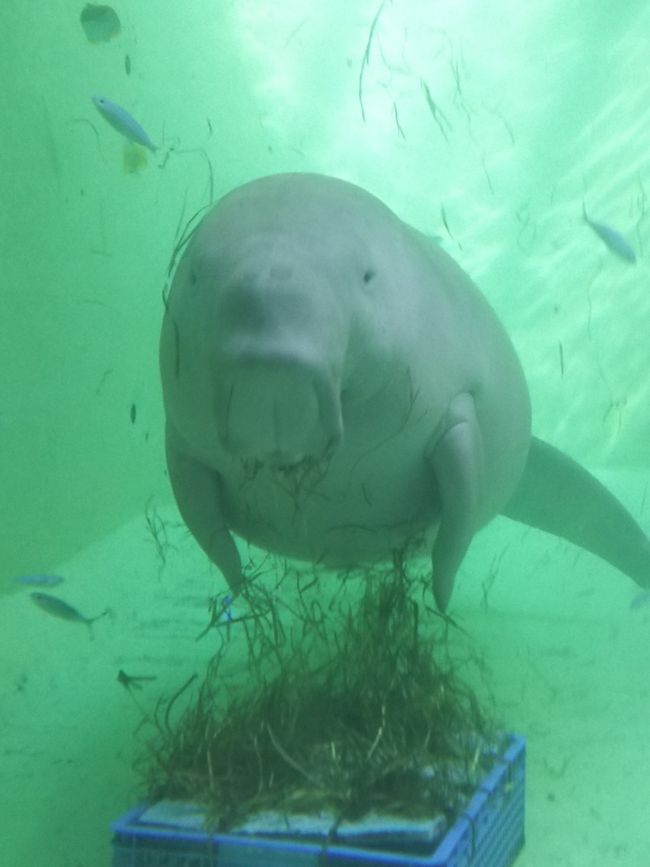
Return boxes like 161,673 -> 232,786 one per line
215,355 -> 343,465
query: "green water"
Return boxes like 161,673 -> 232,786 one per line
2,1 -> 649,864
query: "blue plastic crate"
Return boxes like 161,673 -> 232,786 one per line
112,734 -> 525,867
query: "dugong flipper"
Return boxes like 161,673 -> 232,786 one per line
160,172 -> 650,611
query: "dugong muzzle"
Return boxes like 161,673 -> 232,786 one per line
215,357 -> 342,466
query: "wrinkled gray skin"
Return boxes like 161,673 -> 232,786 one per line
160,173 -> 650,610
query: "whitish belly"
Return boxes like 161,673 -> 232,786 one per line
220,444 -> 440,567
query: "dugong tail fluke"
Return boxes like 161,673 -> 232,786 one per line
502,437 -> 650,588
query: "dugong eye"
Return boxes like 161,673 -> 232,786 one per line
362,268 -> 376,284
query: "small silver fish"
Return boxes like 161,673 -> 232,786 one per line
92,96 -> 157,152
14,574 -> 64,587
582,202 -> 636,264
30,592 -> 109,634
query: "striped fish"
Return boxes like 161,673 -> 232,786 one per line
92,96 -> 157,152
30,592 -> 109,636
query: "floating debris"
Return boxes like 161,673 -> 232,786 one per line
123,142 -> 148,174
118,669 -> 157,692
14,574 -> 64,588
583,202 -> 636,264
80,4 -> 121,43
92,96 -> 157,152
421,78 -> 452,141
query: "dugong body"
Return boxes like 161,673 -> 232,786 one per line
160,173 -> 650,609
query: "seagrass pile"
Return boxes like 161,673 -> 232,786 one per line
141,557 -> 499,831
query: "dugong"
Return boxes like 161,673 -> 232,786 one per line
160,173 -> 650,610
